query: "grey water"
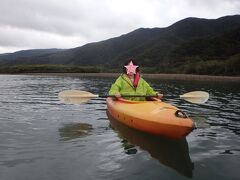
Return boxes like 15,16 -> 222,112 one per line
0,74 -> 239,180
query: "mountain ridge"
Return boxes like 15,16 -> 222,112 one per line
0,15 -> 239,75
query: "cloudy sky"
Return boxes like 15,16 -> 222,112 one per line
0,0 -> 239,53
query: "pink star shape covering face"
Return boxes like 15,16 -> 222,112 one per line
124,61 -> 139,74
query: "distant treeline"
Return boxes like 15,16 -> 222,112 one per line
0,54 -> 239,75
150,54 -> 240,75
0,65 -> 104,74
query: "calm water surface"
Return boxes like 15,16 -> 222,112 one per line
0,75 -> 239,180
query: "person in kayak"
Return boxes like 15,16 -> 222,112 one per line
108,59 -> 163,101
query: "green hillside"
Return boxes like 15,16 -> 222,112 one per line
0,15 -> 239,75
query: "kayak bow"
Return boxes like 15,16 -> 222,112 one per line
107,98 -> 195,139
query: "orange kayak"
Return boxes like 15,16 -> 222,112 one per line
106,97 -> 195,139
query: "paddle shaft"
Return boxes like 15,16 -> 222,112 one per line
98,95 -> 159,98
98,95 -> 180,99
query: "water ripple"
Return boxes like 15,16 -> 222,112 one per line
0,75 -> 239,180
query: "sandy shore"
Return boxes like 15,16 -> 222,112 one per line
21,73 -> 240,82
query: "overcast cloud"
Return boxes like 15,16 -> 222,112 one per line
0,0 -> 239,53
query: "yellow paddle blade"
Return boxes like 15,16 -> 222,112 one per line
180,91 -> 209,104
58,90 -> 98,104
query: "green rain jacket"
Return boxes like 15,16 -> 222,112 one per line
108,74 -> 157,101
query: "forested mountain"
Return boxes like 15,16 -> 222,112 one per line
0,15 -> 239,75
0,49 -> 64,61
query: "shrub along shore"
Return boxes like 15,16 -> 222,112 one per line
0,65 -> 239,82
18,72 -> 240,82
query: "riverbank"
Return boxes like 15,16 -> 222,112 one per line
18,73 -> 240,82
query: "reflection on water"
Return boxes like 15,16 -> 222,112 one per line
107,111 -> 194,178
190,116 -> 210,128
58,123 -> 93,141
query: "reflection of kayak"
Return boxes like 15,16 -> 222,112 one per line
107,111 -> 194,178
106,97 -> 195,139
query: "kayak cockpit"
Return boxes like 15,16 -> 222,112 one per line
114,97 -> 161,104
